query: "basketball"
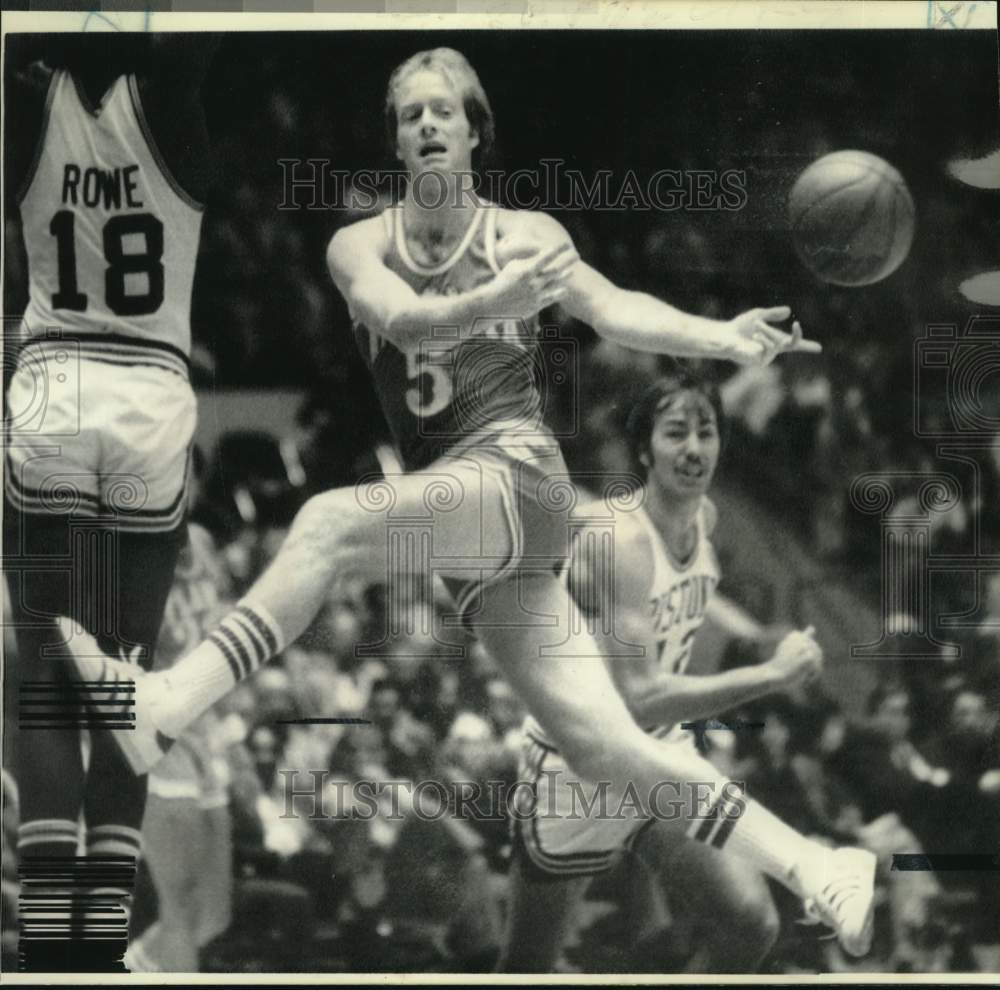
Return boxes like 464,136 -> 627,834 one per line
788,150 -> 915,286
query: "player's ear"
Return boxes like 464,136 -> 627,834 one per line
469,126 -> 480,151
638,449 -> 650,469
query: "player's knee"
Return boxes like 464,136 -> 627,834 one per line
297,490 -> 349,540
558,731 -> 621,785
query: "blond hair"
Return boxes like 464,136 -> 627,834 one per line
384,48 -> 495,166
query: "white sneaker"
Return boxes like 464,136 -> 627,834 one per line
798,847 -> 877,957
55,616 -> 175,775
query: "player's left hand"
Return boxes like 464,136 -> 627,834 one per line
725,306 -> 822,366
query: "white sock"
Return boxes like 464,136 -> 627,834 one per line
687,785 -> 815,893
157,601 -> 284,738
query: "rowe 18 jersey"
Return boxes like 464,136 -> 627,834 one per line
18,69 -> 203,355
352,204 -> 549,472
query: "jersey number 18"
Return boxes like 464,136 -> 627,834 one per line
49,210 -> 165,316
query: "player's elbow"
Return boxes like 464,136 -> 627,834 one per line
325,228 -> 354,285
587,285 -> 636,341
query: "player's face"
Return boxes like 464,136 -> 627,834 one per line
394,69 -> 479,178
645,391 -> 720,499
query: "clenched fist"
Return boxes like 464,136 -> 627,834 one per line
765,625 -> 823,689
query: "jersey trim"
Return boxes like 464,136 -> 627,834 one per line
483,206 -> 501,275
70,71 -> 113,119
19,333 -> 191,381
393,203 -> 484,277
16,68 -> 59,206
636,501 -> 701,574
127,74 -> 205,213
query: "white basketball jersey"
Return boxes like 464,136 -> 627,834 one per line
636,497 -> 720,744
19,70 -> 203,355
522,497 -> 720,751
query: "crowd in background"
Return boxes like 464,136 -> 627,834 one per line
6,348 -> 996,972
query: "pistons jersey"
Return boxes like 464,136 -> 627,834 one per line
18,70 -> 203,356
524,497 -> 720,750
633,497 -> 720,744
352,204 -> 549,471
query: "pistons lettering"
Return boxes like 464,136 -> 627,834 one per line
649,573 -> 717,635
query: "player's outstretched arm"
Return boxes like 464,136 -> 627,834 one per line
625,627 -> 823,727
582,508 -> 823,726
327,219 -> 576,352
523,212 -> 821,367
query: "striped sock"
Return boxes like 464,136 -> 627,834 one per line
687,786 -> 812,890
17,819 -> 80,858
157,602 -> 284,739
87,824 -> 142,862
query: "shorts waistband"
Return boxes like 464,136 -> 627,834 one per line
18,334 -> 190,381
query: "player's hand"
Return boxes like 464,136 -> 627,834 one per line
766,625 -> 823,689
724,306 -> 822,366
487,241 -> 579,318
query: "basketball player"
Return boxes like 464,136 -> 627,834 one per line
72,48 -> 875,956
500,370 -> 828,973
125,453 -> 233,973
4,34 -> 216,968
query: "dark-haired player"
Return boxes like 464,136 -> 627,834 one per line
500,370 -> 852,972
4,33 -> 216,968
77,48 -> 872,956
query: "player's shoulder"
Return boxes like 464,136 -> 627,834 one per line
327,213 -> 390,270
574,496 -> 656,566
701,496 -> 719,537
494,207 -> 571,246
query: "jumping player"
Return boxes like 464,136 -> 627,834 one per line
4,34 -> 216,969
500,370 -> 833,973
70,48 -> 875,957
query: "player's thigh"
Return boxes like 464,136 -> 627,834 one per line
473,575 -> 638,762
341,457 -> 521,585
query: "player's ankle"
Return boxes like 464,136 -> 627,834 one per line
146,671 -> 185,738
788,842 -> 827,897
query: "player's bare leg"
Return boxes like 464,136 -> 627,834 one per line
67,469 -> 876,957
127,795 -> 203,972
495,854 -> 589,973
635,820 -> 780,972
195,804 -> 233,950
471,575 -> 875,959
